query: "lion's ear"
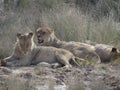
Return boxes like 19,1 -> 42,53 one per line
36,28 -> 41,33
17,33 -> 21,38
111,47 -> 117,53
28,32 -> 34,38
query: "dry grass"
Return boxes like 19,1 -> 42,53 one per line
0,0 -> 120,60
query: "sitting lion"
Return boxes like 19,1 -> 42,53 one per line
2,32 -> 79,68
36,27 -> 101,63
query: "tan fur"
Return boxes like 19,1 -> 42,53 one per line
0,59 -> 6,66
3,32 -> 79,67
36,27 -> 101,63
95,44 -> 120,62
3,32 -> 35,66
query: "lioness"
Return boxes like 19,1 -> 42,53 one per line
36,27 -> 101,63
3,32 -> 79,68
95,44 -> 120,62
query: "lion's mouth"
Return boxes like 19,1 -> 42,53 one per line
38,39 -> 44,44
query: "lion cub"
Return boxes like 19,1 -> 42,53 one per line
3,32 -> 79,67
36,27 -> 101,63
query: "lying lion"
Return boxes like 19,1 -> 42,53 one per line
95,44 -> 120,62
36,27 -> 101,63
2,32 -> 80,68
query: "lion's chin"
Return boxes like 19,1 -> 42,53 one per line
38,39 -> 44,44
22,51 -> 29,55
38,43 -> 44,46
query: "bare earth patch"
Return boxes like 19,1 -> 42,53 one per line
0,64 -> 120,90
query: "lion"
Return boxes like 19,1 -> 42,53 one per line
2,32 -> 35,66
36,27 -> 101,63
3,32 -> 80,68
95,44 -> 120,62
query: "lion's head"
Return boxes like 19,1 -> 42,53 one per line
110,47 -> 120,61
17,32 -> 34,55
36,27 -> 54,45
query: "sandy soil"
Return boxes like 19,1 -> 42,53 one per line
0,64 -> 120,90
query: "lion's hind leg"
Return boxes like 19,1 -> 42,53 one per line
55,52 -> 72,68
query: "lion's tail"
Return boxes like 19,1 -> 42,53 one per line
71,57 -> 81,67
71,57 -> 86,67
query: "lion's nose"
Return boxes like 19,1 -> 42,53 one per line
23,50 -> 28,55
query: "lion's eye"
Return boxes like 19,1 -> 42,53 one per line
42,32 -> 46,35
